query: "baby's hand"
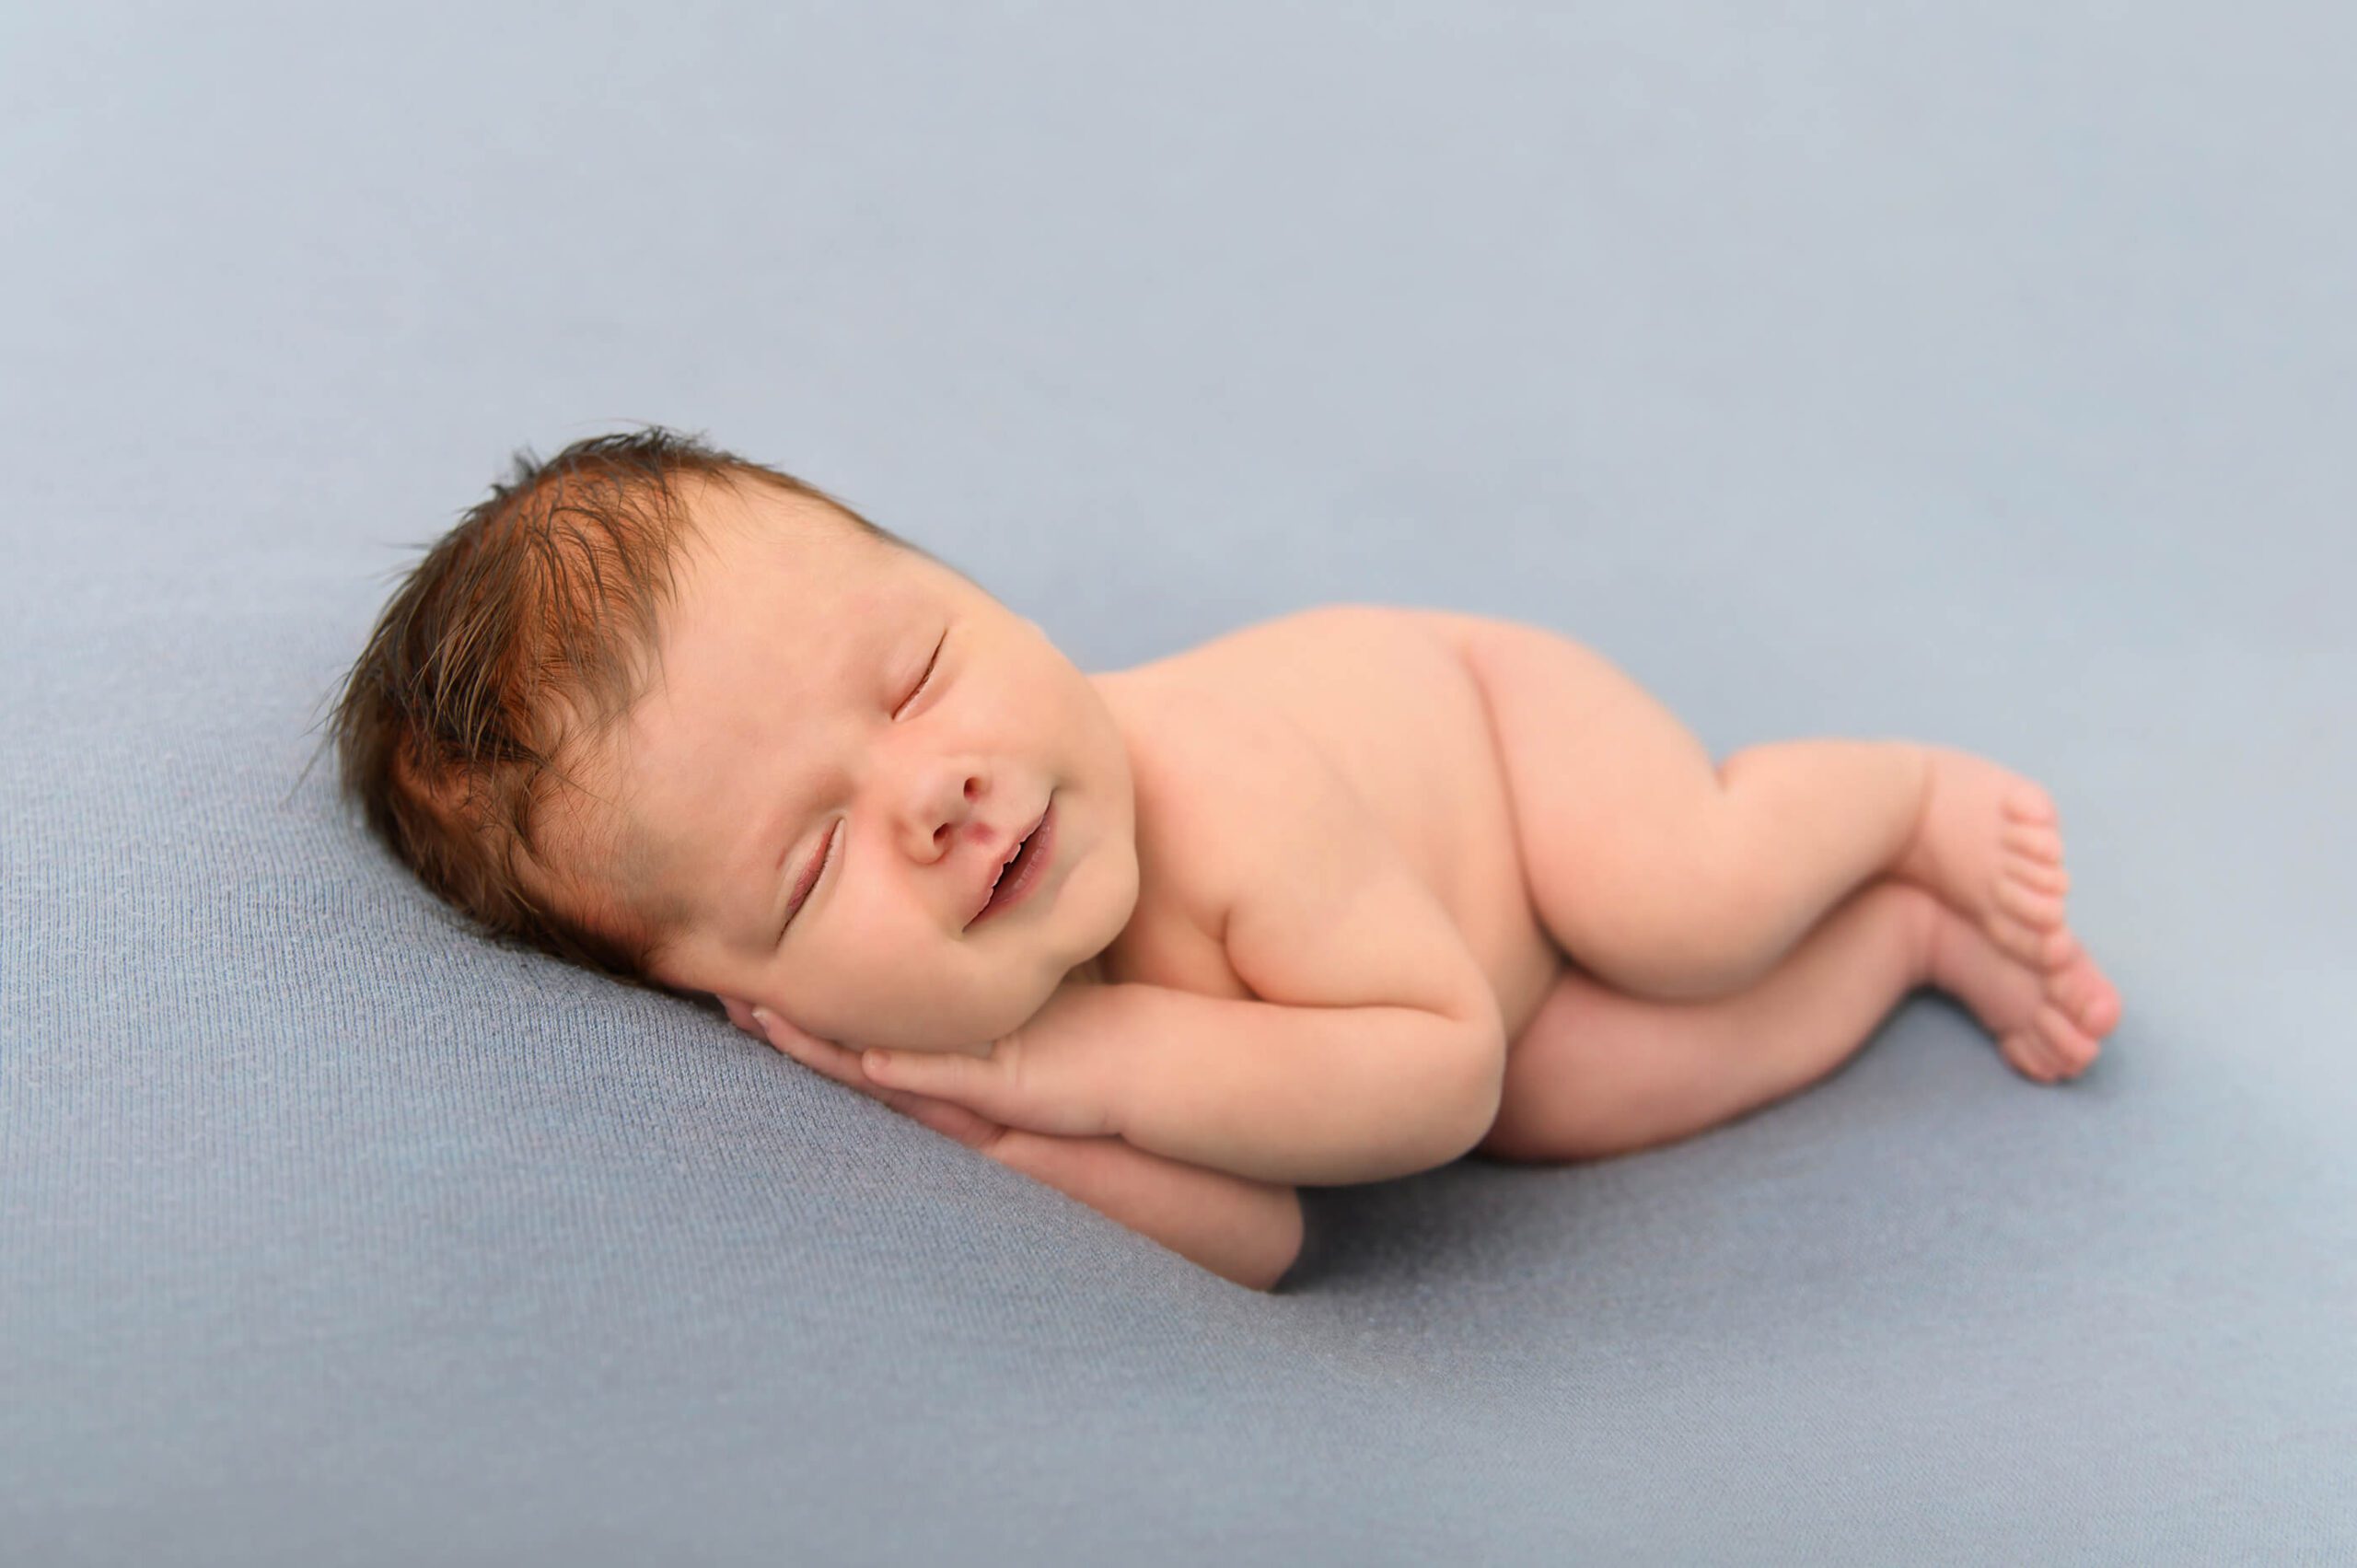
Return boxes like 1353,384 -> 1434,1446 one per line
735,1005 -> 1009,1156
755,982 -> 1123,1142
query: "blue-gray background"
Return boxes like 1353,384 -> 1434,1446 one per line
3,4 -> 2351,1563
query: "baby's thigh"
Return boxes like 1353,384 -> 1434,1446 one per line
1426,612 -> 1732,954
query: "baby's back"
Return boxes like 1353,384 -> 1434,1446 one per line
1095,605 -> 1562,1046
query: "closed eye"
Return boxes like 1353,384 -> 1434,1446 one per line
782,629 -> 948,941
781,819 -> 840,940
899,632 -> 946,715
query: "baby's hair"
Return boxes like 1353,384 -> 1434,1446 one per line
317,424 -> 922,997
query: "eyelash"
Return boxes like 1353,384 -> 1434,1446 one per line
900,633 -> 945,713
781,632 -> 946,938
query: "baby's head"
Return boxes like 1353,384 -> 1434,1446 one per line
329,426 -> 1140,1051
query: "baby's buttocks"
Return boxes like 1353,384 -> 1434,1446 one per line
1103,604 -> 1563,1046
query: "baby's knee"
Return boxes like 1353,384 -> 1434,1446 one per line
1566,849 -> 1785,1002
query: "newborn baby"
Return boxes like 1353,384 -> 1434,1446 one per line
332,427 -> 2123,1292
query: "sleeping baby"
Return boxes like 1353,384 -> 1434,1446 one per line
329,426 -> 2123,1292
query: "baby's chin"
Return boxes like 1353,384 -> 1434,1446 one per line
890,976 -> 1064,1054
862,938 -> 1109,1052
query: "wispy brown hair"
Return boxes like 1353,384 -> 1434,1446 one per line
317,424 -> 924,998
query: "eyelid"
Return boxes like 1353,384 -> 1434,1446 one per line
781,819 -> 837,937
900,632 -> 946,714
782,629 -> 946,939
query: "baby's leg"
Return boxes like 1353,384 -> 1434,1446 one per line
1475,879 -> 2119,1165
1450,615 -> 2070,1003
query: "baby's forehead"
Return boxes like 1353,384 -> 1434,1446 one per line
677,507 -> 919,623
685,576 -> 924,682
598,561 -> 908,806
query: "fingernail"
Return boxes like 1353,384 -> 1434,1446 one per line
750,1007 -> 774,1036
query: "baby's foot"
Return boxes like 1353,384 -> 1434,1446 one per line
1920,898 -> 2121,1083
1894,745 -> 2075,971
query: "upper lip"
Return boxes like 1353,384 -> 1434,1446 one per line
966,800 -> 1050,928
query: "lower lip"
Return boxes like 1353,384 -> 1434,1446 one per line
971,798 -> 1056,926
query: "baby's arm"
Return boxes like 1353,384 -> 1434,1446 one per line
1036,702 -> 1505,1187
742,1004 -> 1302,1291
1109,700 -> 1508,1186
1060,981 -> 1503,1187
861,704 -> 1507,1187
860,976 -> 1499,1188
989,1128 -> 1303,1292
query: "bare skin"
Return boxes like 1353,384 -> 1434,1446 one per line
738,600 -> 2125,1262
1118,608 -> 2124,1163
579,483 -> 2124,1283
1479,877 -> 2112,1164
1423,612 -> 2121,1163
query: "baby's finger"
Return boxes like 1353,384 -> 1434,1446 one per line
753,1013 -> 1001,1147
877,1090 -> 1006,1153
753,1008 -> 862,1084
856,1045 -> 1009,1121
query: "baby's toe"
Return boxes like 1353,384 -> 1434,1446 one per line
1994,877 -> 2068,933
2001,1027 -> 2066,1084
2002,784 -> 2059,828
2010,860 -> 2071,897
2061,968 -> 2122,1040
2034,1002 -> 2100,1078
2003,823 -> 2066,866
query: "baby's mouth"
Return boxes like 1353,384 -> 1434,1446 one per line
970,799 -> 1052,927
987,823 -> 1039,896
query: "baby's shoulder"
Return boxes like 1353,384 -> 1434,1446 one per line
1097,645 -> 1497,1025
1107,663 -> 1308,788
1156,601 -> 1446,675
1103,674 -> 1295,866
1086,679 -> 1259,993
1105,668 -> 1377,914
1099,599 -> 1455,830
